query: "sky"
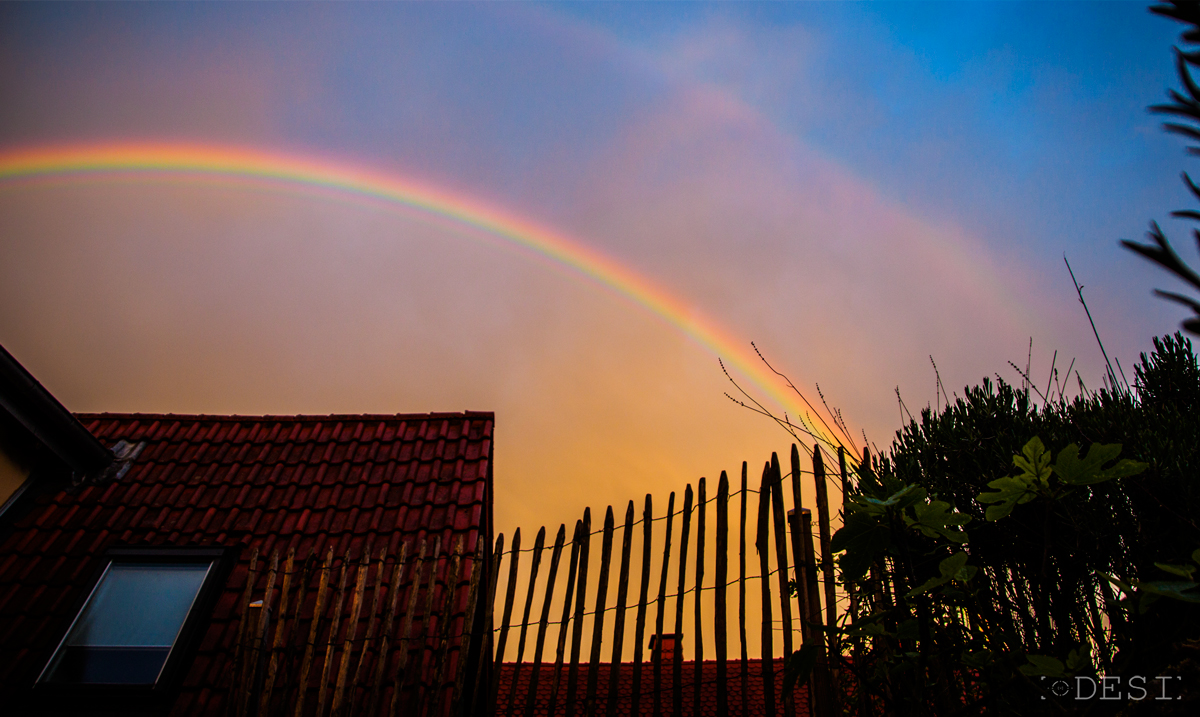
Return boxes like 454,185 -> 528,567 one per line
0,1 -> 1194,544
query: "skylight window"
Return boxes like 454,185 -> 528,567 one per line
39,550 -> 224,687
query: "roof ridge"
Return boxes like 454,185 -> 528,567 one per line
74,410 -> 495,421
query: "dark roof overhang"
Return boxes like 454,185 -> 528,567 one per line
0,343 -> 112,482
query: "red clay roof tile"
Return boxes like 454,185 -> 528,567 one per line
0,412 -> 493,716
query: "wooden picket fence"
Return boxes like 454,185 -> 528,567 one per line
224,442 -> 857,717
224,534 -> 489,717
488,443 -> 859,717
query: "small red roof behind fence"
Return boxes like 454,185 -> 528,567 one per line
494,659 -> 812,716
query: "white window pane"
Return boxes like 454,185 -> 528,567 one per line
42,560 -> 214,685
66,563 -> 210,647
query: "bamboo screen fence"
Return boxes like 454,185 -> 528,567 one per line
223,533 -> 489,717
225,443 -> 856,717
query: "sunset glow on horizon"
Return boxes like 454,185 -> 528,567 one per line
0,1 -> 1190,539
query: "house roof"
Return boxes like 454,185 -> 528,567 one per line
0,345 -> 112,525
0,411 -> 494,716
493,659 -> 812,716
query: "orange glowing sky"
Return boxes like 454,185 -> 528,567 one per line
0,1 -> 1191,540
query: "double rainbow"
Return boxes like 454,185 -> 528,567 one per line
0,142 -> 856,459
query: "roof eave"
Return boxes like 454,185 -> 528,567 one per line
0,343 -> 113,480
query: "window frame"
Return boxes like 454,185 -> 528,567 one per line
31,545 -> 235,709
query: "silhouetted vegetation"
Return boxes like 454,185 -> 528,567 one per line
830,333 -> 1200,714
1124,1 -> 1200,337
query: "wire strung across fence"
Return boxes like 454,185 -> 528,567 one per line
489,443 -> 861,717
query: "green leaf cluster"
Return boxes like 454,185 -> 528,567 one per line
823,334 -> 1200,715
976,437 -> 1147,520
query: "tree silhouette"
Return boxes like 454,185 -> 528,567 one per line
1123,1 -> 1200,336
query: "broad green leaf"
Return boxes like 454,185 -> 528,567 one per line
1052,443 -> 1115,484
908,553 -> 976,596
1193,548 -> 1200,566
977,476 -> 1039,521
1092,458 -> 1149,482
1019,655 -> 1066,678
1055,442 -> 1147,485
1012,437 -> 1052,485
1156,562 -> 1197,580
856,484 -> 927,516
939,552 -> 968,577
831,511 -> 891,556
939,552 -> 977,582
905,500 -> 971,542
907,574 -> 949,597
1140,580 -> 1200,603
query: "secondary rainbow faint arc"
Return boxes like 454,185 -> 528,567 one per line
0,142 -> 855,456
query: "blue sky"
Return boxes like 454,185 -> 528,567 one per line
0,1 -> 1194,533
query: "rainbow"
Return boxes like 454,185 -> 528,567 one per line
0,142 -> 857,458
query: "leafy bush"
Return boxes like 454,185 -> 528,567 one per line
831,334 -> 1200,714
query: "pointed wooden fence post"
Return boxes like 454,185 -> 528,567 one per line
813,448 -> 843,716
227,546 -> 259,717
473,534 -> 504,715
839,447 -> 858,625
348,545 -> 389,716
769,455 -> 796,717
739,462 -> 749,717
566,508 -> 592,717
630,495 -> 653,717
507,527 -> 546,717
318,550 -> 351,717
332,550 -> 370,717
280,551 -> 316,716
244,549 -> 279,717
549,521 -> 582,716
672,485 -> 694,717
812,448 -> 838,658
453,538 -> 486,717
369,543 -> 406,717
606,501 -> 635,717
394,539 -> 430,717
526,525 -> 567,717
756,463 -> 776,717
492,529 -> 521,711
405,537 -> 442,717
652,493 -> 675,717
586,507 -> 615,717
693,477 -> 706,717
259,547 -> 296,716
800,510 -> 829,717
715,471 -> 730,717
295,547 -> 332,717
429,537 -> 465,717
789,446 -> 812,646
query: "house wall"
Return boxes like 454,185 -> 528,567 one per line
0,429 -> 31,513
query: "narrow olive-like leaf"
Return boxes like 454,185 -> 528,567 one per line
1155,562 -> 1197,580
1140,580 -> 1200,603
